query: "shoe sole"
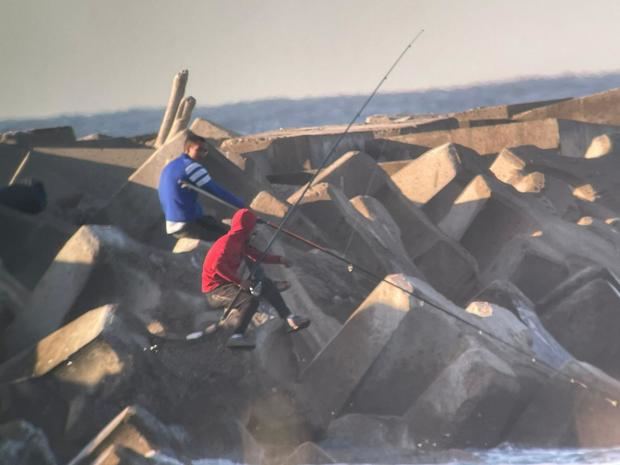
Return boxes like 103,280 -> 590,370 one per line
287,320 -> 311,333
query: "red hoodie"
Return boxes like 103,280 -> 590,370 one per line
202,208 -> 282,292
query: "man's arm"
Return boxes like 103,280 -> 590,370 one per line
184,162 -> 245,208
245,245 -> 283,265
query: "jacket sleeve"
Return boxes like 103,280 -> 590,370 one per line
245,245 -> 282,264
184,162 -> 245,208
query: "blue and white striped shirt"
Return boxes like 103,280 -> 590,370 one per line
158,153 -> 245,233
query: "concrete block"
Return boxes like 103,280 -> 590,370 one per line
489,148 -> 546,194
0,262 -> 28,333
0,144 -> 28,185
378,160 -> 411,176
350,195 -> 413,268
0,204 -> 75,289
290,182 -> 421,278
507,361 -> 620,447
288,150 -> 388,202
542,278 -> 620,379
513,87 -> 620,126
405,347 -> 521,449
0,126 -> 75,146
388,143 -> 463,207
324,413 -> 412,450
11,145 -> 153,223
364,138 -> 430,161
222,125 -> 375,176
344,277 -> 531,416
413,239 -> 479,302
299,275 -> 418,429
251,190 -> 328,246
437,175 -> 492,241
189,117 -> 240,141
585,133 -> 620,158
2,225 -> 202,360
453,97 -> 571,121
384,119 -> 620,158
480,235 -> 569,303
0,304 -> 114,384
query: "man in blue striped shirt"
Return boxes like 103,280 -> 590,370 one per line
158,132 -> 245,241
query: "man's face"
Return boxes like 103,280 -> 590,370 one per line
187,142 -> 208,160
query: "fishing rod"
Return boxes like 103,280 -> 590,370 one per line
185,30 -> 425,329
251,29 -> 425,273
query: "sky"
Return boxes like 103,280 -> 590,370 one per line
2,0 -> 620,119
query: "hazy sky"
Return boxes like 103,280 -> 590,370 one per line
2,0 -> 620,119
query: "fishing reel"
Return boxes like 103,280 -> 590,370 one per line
249,280 -> 263,297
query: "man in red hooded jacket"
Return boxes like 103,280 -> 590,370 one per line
202,208 -> 310,349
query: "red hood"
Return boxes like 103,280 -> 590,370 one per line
229,208 -> 256,239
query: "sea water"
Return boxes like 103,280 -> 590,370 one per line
151,445 -> 620,465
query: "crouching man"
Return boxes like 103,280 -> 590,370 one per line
202,208 -> 310,349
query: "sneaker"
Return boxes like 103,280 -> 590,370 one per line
286,314 -> 311,333
226,333 -> 256,350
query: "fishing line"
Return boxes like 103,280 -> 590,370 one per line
184,181 -> 620,408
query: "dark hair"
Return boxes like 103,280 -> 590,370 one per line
184,131 -> 207,150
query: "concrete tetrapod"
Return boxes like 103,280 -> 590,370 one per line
405,346 -> 521,449
298,274 -> 419,431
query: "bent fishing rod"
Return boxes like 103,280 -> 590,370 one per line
252,29 -> 425,274
191,30 -> 425,324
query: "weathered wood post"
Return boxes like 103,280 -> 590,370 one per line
155,69 -> 189,148
166,96 -> 196,143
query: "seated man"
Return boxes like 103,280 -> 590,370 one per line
202,208 -> 310,349
158,131 -> 245,242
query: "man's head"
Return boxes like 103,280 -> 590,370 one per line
230,208 -> 257,240
184,131 -> 209,160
